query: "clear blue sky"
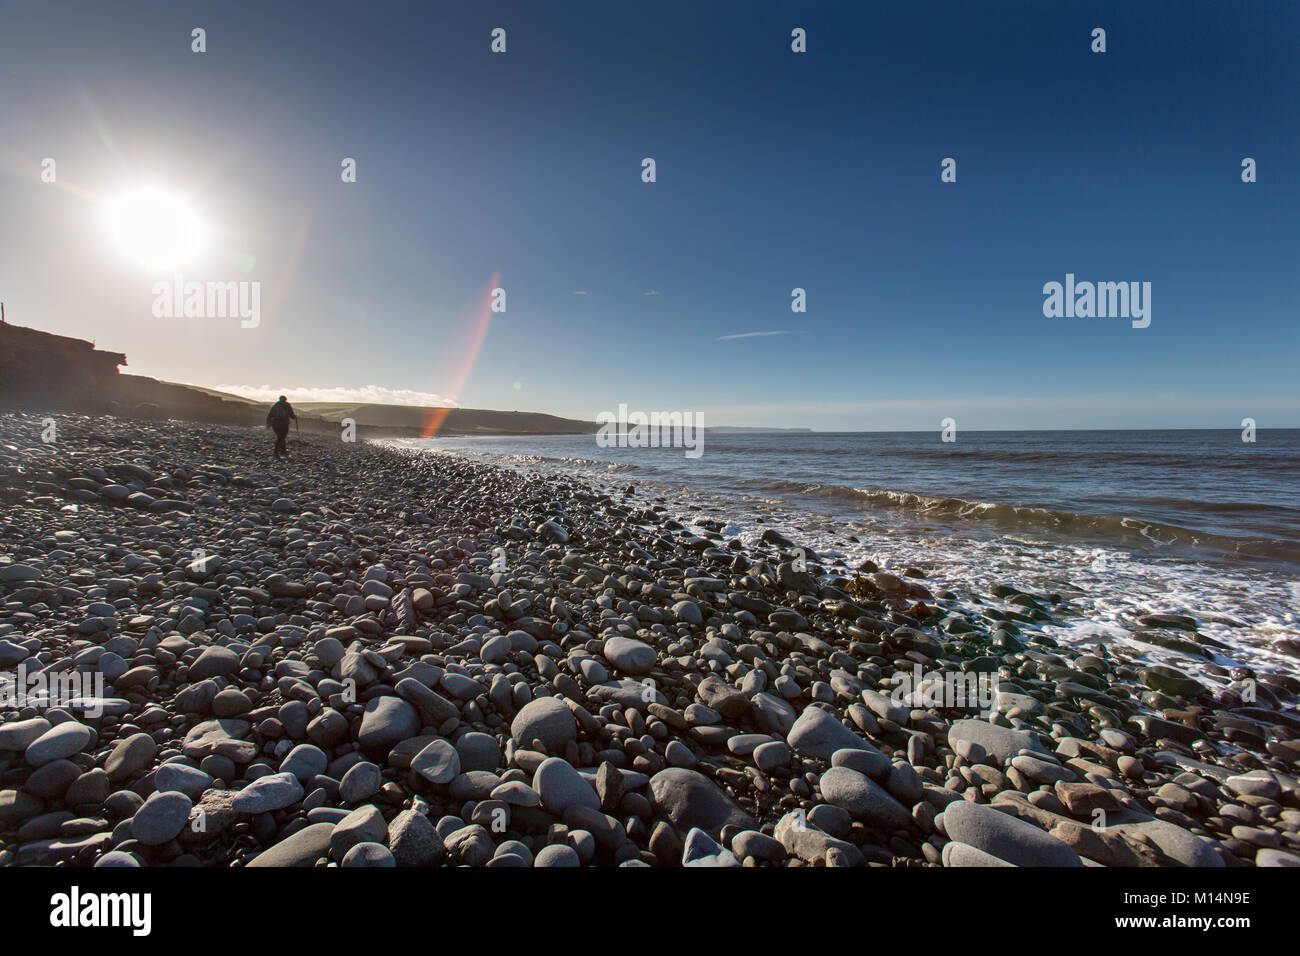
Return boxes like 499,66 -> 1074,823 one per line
1,0 -> 1297,429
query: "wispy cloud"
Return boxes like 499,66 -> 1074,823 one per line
643,290 -> 659,296
572,290 -> 588,295
213,384 -> 458,407
716,329 -> 800,341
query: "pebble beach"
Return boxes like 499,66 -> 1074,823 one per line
2,412 -> 1298,868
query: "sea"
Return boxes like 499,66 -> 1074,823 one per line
393,429 -> 1300,677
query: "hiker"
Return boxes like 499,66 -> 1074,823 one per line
266,395 -> 297,458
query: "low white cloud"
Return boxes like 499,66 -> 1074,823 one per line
716,329 -> 800,341
213,384 -> 458,407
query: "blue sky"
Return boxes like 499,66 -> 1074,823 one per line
1,0 -> 1297,429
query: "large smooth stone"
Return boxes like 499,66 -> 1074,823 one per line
1107,819 -> 1224,867
948,718 -> 1048,765
131,791 -> 193,845
330,805 -> 388,860
279,744 -> 329,782
602,637 -> 657,676
586,679 -> 667,710
942,841 -> 1017,867
786,706 -> 879,762
247,822 -> 336,867
533,757 -> 600,815
232,772 -> 304,813
648,768 -> 757,838
941,800 -> 1082,867
750,693 -> 798,737
411,739 -> 461,785
188,646 -> 240,680
25,722 -> 94,766
183,719 -> 256,763
510,697 -> 577,751
358,697 -> 420,757
106,733 -> 158,781
153,762 -> 213,798
342,842 -> 395,867
818,766 -> 911,829
339,761 -> 383,804
0,718 -> 50,752
1256,849 -> 1300,867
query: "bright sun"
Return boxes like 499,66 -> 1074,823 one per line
104,187 -> 205,271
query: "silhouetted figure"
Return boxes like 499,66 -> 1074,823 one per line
266,395 -> 297,458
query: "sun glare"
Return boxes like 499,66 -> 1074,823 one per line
104,187 -> 205,271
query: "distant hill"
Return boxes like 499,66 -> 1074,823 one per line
290,405 -> 809,436
294,402 -> 596,435
184,385 -> 259,405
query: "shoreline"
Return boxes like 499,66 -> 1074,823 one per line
1,412 -> 1297,867
403,433 -> 1300,568
403,436 -> 1300,673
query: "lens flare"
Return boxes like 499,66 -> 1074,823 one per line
421,272 -> 500,439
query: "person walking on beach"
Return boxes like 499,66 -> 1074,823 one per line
266,395 -> 297,458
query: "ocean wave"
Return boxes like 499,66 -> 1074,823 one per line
712,478 -> 1300,563
400,437 -> 1299,565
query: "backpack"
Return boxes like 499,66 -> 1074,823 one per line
268,402 -> 292,428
